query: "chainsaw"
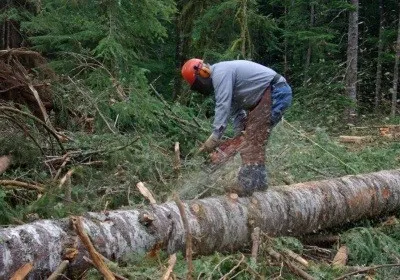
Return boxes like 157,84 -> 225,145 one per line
209,134 -> 245,167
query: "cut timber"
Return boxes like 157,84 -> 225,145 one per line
332,246 -> 349,267
338,135 -> 373,143
0,155 -> 11,175
349,125 -> 400,139
2,169 -> 400,279
379,126 -> 400,139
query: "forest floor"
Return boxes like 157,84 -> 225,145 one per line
2,110 -> 400,279
2,50 -> 400,278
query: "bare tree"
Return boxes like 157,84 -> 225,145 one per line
238,0 -> 252,59
391,4 -> 400,117
345,0 -> 359,124
374,0 -> 385,111
303,2 -> 315,86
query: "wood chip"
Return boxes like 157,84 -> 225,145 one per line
136,182 -> 157,204
332,246 -> 348,267
10,262 -> 33,280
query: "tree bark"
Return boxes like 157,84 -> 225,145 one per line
303,3 -> 315,86
173,1 -> 184,101
0,0 -> 29,50
2,169 -> 400,279
283,3 -> 289,77
374,0 -> 385,111
345,0 -> 359,125
239,0 -> 252,59
391,3 -> 400,117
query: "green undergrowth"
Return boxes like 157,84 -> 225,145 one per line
267,120 -> 400,186
82,220 -> 400,279
2,89 -> 400,278
2,109 -> 400,196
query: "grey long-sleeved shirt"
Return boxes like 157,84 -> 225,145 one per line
210,60 -> 284,139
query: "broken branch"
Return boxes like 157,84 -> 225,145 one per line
9,262 -> 33,280
136,182 -> 157,205
174,193 -> 193,280
0,179 -> 45,192
282,249 -> 309,268
266,247 -> 315,280
251,227 -> 261,262
47,260 -> 69,280
53,153 -> 71,180
220,253 -> 245,280
173,142 -> 181,177
71,216 -> 116,280
335,263 -> 400,280
0,106 -> 64,152
162,253 -> 177,280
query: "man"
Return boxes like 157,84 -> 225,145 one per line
181,58 -> 292,196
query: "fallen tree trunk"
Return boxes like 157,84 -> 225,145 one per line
1,169 -> 400,279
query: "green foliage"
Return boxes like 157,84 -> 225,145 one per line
21,0 -> 176,91
0,133 -> 42,169
273,236 -> 304,253
0,190 -> 18,225
341,223 -> 400,279
287,79 -> 348,130
2,0 -> 400,279
267,123 -> 400,186
190,0 -> 279,62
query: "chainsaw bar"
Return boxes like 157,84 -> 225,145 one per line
206,135 -> 245,172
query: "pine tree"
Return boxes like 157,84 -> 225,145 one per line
22,0 -> 176,86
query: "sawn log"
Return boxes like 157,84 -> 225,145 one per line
1,169 -> 400,279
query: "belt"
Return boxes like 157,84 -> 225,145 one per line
272,81 -> 287,89
270,74 -> 286,89
270,74 -> 282,86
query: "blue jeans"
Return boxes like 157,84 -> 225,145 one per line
271,83 -> 292,126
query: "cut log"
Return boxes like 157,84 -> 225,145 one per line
338,135 -> 373,143
2,169 -> 400,279
332,246 -> 349,267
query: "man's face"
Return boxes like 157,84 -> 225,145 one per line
191,76 -> 213,95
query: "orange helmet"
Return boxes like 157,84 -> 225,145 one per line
181,58 -> 205,85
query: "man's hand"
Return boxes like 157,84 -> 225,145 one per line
210,135 -> 244,164
199,134 -> 220,153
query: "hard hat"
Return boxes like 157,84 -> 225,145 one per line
181,58 -> 204,85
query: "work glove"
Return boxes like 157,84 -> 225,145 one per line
199,134 -> 220,153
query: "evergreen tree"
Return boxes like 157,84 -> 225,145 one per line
22,0 -> 176,88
